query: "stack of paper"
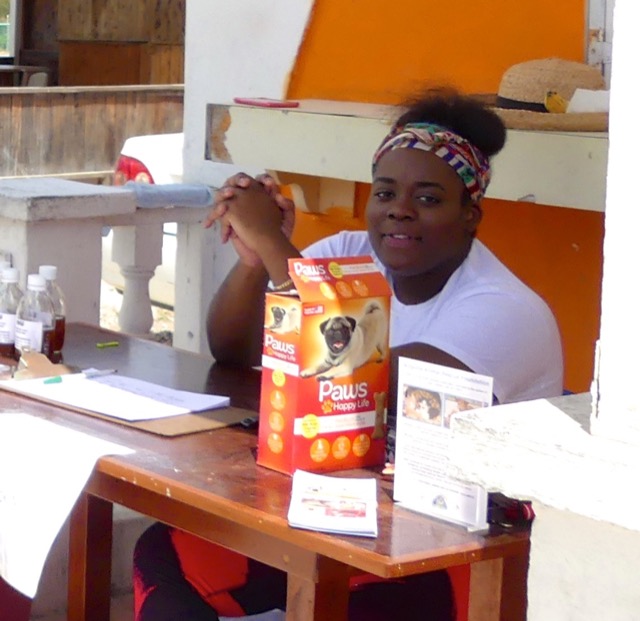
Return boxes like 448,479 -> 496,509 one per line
287,470 -> 378,538
0,372 -> 230,422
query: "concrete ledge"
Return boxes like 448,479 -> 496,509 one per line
449,392 -> 640,532
0,179 -> 136,222
449,394 -> 640,619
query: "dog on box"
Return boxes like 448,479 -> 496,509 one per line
301,302 -> 387,380
266,304 -> 300,335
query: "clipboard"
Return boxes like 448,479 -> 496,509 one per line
0,353 -> 252,436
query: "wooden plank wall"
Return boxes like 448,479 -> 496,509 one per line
59,42 -> 184,85
58,42 -> 146,85
144,45 -> 185,84
57,0 -> 185,86
58,0 -> 149,42
20,0 -> 60,84
150,0 -> 186,45
0,85 -> 184,179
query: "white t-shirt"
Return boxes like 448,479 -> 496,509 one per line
303,231 -> 563,404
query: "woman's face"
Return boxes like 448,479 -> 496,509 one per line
366,147 -> 480,279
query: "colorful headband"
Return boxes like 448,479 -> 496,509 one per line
371,122 -> 491,204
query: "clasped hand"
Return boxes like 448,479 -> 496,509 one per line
204,173 -> 295,268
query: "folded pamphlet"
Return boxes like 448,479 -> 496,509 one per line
287,470 -> 378,538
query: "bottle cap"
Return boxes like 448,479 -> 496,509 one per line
39,265 -> 58,281
1,267 -> 19,284
27,274 -> 46,291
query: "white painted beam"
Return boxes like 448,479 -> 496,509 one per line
208,100 -> 609,212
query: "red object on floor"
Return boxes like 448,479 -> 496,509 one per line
0,578 -> 31,621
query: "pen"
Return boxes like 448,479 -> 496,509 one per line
43,376 -> 62,384
96,341 -> 120,349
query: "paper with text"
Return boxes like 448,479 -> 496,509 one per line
0,413 -> 134,597
0,373 -> 230,421
287,470 -> 378,537
393,358 -> 493,531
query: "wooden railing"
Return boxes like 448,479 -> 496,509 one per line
0,84 -> 184,181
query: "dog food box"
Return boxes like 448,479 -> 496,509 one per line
257,256 -> 391,475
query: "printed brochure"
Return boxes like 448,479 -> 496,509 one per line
287,469 -> 378,537
393,357 -> 493,531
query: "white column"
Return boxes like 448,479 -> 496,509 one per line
103,206 -> 207,341
591,0 -> 640,443
172,221 -> 235,354
110,224 -> 163,335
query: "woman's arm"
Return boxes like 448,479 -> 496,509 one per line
206,174 -> 300,365
207,232 -> 302,365
207,261 -> 269,366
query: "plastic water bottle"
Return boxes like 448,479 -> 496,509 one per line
0,260 -> 11,297
39,265 -> 67,363
14,274 -> 55,361
0,268 -> 24,360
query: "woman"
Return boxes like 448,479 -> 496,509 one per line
133,88 -> 562,621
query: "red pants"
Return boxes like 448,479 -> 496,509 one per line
0,578 -> 31,621
134,523 -> 455,621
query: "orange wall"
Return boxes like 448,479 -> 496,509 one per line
478,200 -> 603,393
288,0 -> 603,393
289,0 -> 586,101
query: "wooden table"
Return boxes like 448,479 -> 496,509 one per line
0,324 -> 530,621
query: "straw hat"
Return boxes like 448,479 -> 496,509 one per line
492,58 -> 608,131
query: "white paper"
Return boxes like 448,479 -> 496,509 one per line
393,358 -> 493,531
0,413 -> 134,597
0,373 -> 230,422
287,470 -> 378,537
567,88 -> 610,113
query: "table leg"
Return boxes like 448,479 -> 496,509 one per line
468,558 -> 502,621
468,548 -> 529,621
67,493 -> 113,621
286,556 -> 350,621
499,550 -> 529,621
